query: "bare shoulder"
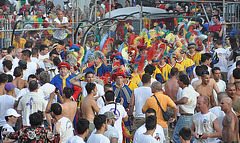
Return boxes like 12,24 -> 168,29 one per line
223,114 -> 233,125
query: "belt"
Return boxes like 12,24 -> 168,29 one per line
181,113 -> 193,116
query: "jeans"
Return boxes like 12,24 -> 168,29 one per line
173,115 -> 193,143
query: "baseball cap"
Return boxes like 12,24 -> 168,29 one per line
104,111 -> 119,120
50,103 -> 62,115
4,82 -> 17,91
5,109 -> 21,117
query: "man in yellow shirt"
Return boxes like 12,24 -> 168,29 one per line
142,81 -> 178,143
186,43 -> 201,66
12,32 -> 26,49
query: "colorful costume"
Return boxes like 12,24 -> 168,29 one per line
157,63 -> 172,83
113,84 -> 132,108
176,58 -> 195,77
187,52 -> 201,66
90,63 -> 110,77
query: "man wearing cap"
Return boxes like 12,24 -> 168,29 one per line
1,109 -> 20,141
50,62 -> 81,103
90,51 -> 110,77
99,91 -> 128,143
0,82 -> 17,140
91,111 -> 119,143
186,43 -> 201,66
12,32 -> 26,49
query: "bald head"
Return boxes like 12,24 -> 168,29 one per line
217,92 -> 228,102
199,96 -> 209,106
222,97 -> 232,106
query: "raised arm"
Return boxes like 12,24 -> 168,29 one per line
70,74 -> 84,87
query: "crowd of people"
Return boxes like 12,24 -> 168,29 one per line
0,0 -> 240,143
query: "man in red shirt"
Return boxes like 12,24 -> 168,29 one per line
209,15 -> 222,33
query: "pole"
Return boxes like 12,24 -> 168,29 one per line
109,0 -> 111,18
140,0 -> 142,33
222,0 -> 226,45
95,0 -> 97,22
201,3 -> 210,23
72,0 -> 75,44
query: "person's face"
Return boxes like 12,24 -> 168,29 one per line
9,116 -> 18,124
70,67 -> 75,73
57,11 -> 64,20
140,49 -> 147,56
15,35 -> 21,41
202,74 -> 210,85
196,97 -> 205,112
0,9 -> 3,15
213,70 -> 221,81
40,8 -> 45,14
1,50 -> 7,57
226,86 -> 236,98
21,54 -> 27,60
86,73 -> 94,83
225,38 -> 230,45
115,76 -> 124,85
94,58 -> 101,67
59,67 -> 69,77
159,58 -> 165,65
50,54 -> 58,61
42,48 -> 48,55
212,10 -> 217,16
25,11 -> 29,17
104,119 -> 108,131
188,47 -> 195,53
177,80 -> 184,88
220,98 -> 228,112
113,57 -> 120,64
212,16 -> 217,23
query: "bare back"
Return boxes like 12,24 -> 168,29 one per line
81,96 -> 100,122
222,111 -> 239,142
12,77 -> 28,90
61,100 -> 77,123
0,84 -> 6,95
165,78 -> 179,101
196,84 -> 216,107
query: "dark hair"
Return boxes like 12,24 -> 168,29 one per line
145,108 -> 156,116
201,65 -> 208,72
49,49 -> 59,57
215,39 -> 222,46
22,49 -> 32,58
24,41 -> 33,49
105,90 -> 115,102
233,68 -> 240,79
7,46 -> 15,54
5,116 -> 12,122
145,115 -> 157,130
63,87 -> 73,98
76,118 -> 89,135
212,8 -> 219,15
18,60 -> 27,69
28,74 -> 37,81
29,111 -> 43,126
14,66 -> 23,77
0,73 -> 8,83
40,44 -> 48,52
178,74 -> 190,85
236,60 -> 240,67
85,82 -> 96,94
7,74 -> 13,82
29,80 -> 38,91
201,70 -> 210,78
179,127 -> 191,140
144,64 -> 156,75
36,68 -> 45,76
104,84 -> 112,91
195,65 -> 203,76
1,48 -> 7,52
170,67 -> 178,76
31,47 -> 38,56
53,57 -> 61,66
213,15 -> 220,21
50,103 -> 62,115
85,71 -> 94,78
142,73 -> 151,84
212,67 -> 220,74
94,114 -> 107,130
3,60 -> 12,70
201,53 -> 211,63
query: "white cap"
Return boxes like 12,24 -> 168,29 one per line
5,109 -> 21,117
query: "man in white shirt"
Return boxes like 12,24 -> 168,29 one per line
191,96 -> 222,143
212,67 -> 226,105
99,91 -> 128,143
53,10 -> 69,43
50,103 -> 74,143
3,60 -> 14,77
21,49 -> 39,75
67,118 -> 89,143
87,115 -> 110,143
0,83 -> 17,136
17,80 -> 46,127
129,73 -> 152,134
1,108 -> 20,141
134,108 -> 165,143
173,74 -> 199,143
38,44 -> 49,62
12,48 -> 22,70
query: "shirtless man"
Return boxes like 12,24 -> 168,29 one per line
221,97 -> 239,143
12,67 -> 28,90
226,83 -> 240,116
81,82 -> 100,139
0,73 -> 8,95
196,71 -> 217,107
165,67 -> 179,101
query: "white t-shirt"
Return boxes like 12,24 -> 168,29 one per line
209,106 -> 225,130
136,134 -> 158,143
87,134 -> 110,143
213,80 -> 226,105
91,125 -> 119,141
12,57 -> 20,70
17,92 -> 46,126
191,77 -> 199,85
227,63 -> 236,83
134,86 -> 152,117
226,46 -> 234,69
53,17 -> 68,40
179,85 -> 199,114
27,61 -> 38,75
67,135 -> 85,143
0,95 -> 16,126
81,81 -> 105,108
31,57 -> 45,70
192,112 -> 218,143
56,117 -> 74,143
99,103 -> 127,143
133,124 -> 165,143
38,53 -> 49,62
214,48 -> 228,72
176,87 -> 182,117
1,123 -> 16,142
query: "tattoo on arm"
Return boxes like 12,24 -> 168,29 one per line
225,115 -> 232,125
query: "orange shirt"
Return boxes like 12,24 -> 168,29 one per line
142,92 -> 176,128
